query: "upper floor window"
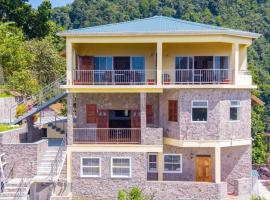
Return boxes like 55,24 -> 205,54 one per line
111,157 -> 131,178
192,100 -> 208,122
230,100 -> 240,121
164,154 -> 182,173
81,157 -> 101,177
94,56 -> 113,70
168,100 -> 178,122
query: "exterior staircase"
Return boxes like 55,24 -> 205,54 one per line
0,178 -> 31,200
9,75 -> 67,125
34,139 -> 66,182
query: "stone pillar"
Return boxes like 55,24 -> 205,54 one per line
140,93 -> 146,144
157,152 -> 164,181
156,42 -> 163,86
66,41 -> 73,86
232,43 -> 239,84
215,147 -> 221,183
67,93 -> 74,145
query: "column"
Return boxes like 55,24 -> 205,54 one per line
215,147 -> 221,183
140,93 -> 146,143
156,42 -> 163,85
232,43 -> 239,84
158,152 -> 164,181
66,40 -> 73,85
67,92 -> 74,145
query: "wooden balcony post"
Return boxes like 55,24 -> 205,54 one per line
214,147 -> 221,183
156,41 -> 163,85
67,93 -> 74,145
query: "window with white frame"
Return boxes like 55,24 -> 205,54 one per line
148,153 -> 157,172
111,157 -> 131,178
81,157 -> 101,177
164,154 -> 182,173
230,100 -> 240,121
192,100 -> 208,122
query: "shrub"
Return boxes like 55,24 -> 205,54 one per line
15,103 -> 27,118
118,187 -> 154,200
118,190 -> 127,200
128,187 -> 142,200
252,196 -> 267,200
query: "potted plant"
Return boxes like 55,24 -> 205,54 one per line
147,79 -> 155,85
163,73 -> 171,84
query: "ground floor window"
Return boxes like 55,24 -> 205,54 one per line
111,157 -> 131,178
164,154 -> 182,173
148,153 -> 157,172
80,157 -> 101,177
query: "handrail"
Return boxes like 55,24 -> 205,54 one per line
9,75 -> 66,124
14,177 -> 26,200
48,135 -> 66,182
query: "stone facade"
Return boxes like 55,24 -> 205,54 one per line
0,125 -> 27,143
71,151 -> 227,200
142,128 -> 163,145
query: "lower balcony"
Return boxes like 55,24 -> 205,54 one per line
73,128 -> 141,144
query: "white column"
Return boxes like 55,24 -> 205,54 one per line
215,147 -> 221,183
158,152 -> 164,181
232,43 -> 239,84
156,42 -> 163,85
66,40 -> 73,85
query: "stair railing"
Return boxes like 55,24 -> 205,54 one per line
9,75 -> 66,124
49,135 -> 66,182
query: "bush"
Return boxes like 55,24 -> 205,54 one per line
118,190 -> 127,200
252,196 -> 267,200
15,104 -> 27,118
128,187 -> 142,200
118,187 -> 154,200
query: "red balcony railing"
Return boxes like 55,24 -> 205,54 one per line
73,128 -> 141,144
162,69 -> 231,84
72,70 -> 156,85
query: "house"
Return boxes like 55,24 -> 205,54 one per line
58,16 -> 261,199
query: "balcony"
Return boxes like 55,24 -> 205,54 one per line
162,69 -> 231,84
72,70 -> 156,85
73,128 -> 141,144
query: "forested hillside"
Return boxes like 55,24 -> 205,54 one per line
52,0 -> 270,164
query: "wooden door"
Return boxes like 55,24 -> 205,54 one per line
86,104 -> 97,123
196,156 -> 212,182
146,104 -> 154,124
97,110 -> 109,128
131,110 -> 140,128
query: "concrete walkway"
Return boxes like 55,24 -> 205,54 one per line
258,180 -> 270,200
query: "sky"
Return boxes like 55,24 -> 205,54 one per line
29,0 -> 74,8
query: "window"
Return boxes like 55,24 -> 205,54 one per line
81,157 -> 101,177
164,154 -> 182,173
192,101 -> 208,122
86,104 -> 97,123
94,56 -> 113,70
230,100 -> 240,121
148,153 -> 157,172
111,157 -> 131,178
168,100 -> 178,122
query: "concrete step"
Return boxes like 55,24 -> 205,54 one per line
4,186 -> 28,193
0,191 -> 28,197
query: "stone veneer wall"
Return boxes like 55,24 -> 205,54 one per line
0,97 -> 16,123
158,89 -> 251,140
142,128 -> 163,145
71,151 -> 227,200
221,145 -> 251,194
0,125 -> 27,143
0,139 -> 48,178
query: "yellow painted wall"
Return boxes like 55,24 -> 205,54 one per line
239,44 -> 247,70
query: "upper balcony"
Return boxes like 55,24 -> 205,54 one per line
64,42 -> 253,92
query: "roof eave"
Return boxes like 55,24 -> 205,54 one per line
57,31 -> 261,39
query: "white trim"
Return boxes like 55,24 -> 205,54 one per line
163,154 -> 182,173
111,157 -> 132,178
80,157 -> 101,178
148,153 -> 158,173
191,100 -> 208,122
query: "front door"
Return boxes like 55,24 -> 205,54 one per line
97,110 -> 109,128
196,156 -> 212,182
131,110 -> 140,128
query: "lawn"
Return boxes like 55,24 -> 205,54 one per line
0,124 -> 19,132
0,92 -> 13,98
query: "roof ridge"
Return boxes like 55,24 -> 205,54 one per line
66,16 -> 158,32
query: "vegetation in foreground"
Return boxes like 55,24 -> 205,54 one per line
118,187 -> 154,200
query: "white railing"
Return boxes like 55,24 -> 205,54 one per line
73,128 -> 141,144
162,69 -> 231,84
72,70 -> 156,85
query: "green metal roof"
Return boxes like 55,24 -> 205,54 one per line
59,16 -> 260,38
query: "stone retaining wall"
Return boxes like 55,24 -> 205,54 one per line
0,125 -> 27,144
0,139 -> 48,178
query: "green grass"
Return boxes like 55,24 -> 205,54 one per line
0,92 -> 13,98
0,124 -> 20,132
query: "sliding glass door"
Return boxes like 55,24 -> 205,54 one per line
175,57 -> 193,83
